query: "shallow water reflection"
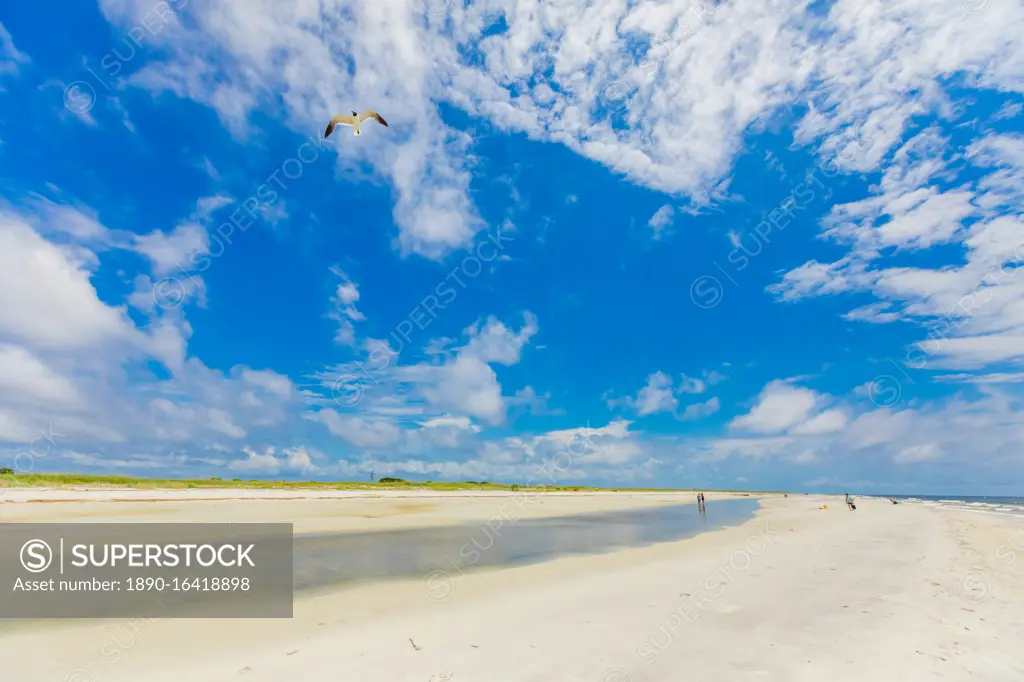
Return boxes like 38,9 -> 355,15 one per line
293,497 -> 760,591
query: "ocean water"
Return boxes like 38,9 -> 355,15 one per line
292,497 -> 761,592
864,494 -> 1024,518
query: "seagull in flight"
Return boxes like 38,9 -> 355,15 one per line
325,109 -> 389,138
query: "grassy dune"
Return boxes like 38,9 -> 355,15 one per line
0,472 -> 778,494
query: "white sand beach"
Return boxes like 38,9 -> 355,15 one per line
1,493 -> 1022,681
0,488 -> 741,533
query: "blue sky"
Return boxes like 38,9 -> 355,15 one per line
2,0 -> 1024,495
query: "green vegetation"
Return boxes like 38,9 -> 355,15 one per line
0,471 -> 784,494
0,471 -> 710,493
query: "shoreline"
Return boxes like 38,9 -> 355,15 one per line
2,494 -> 1022,680
0,487 -> 766,501
0,489 -> 770,535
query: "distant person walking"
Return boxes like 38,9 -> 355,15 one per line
846,493 -> 855,510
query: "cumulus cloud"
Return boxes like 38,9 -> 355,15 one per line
308,310 -> 539,439
630,372 -> 679,416
229,446 -> 323,475
730,380 -> 821,434
0,203 -> 298,457
614,369 -> 726,420
6,0 -> 1024,492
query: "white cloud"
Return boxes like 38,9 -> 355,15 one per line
418,415 -> 481,432
0,343 -> 81,408
678,374 -> 707,395
312,409 -> 403,449
462,313 -> 539,365
0,204 -> 299,454
0,213 -> 139,351
195,195 -> 234,220
631,371 -> 678,416
526,419 -> 643,468
681,396 -> 720,421
894,443 -> 941,464
790,408 -> 847,435
228,446 -> 322,475
790,449 -> 816,465
208,408 -> 245,438
616,369 -> 727,418
0,410 -> 41,443
681,381 -> 1024,493
239,368 -> 294,399
328,267 -> 366,346
132,221 -> 210,277
97,0 -> 1024,263
0,22 -> 30,81
843,302 -> 902,324
409,312 -> 538,425
199,157 -> 221,181
730,380 -> 819,434
419,355 -> 505,425
771,127 -> 1024,373
305,311 -> 539,444
934,372 -> 1024,384
6,1 -> 1024,491
647,204 -> 675,240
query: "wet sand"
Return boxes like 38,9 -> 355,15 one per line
0,488 -> 756,534
2,493 -> 1021,681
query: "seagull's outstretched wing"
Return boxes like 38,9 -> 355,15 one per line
359,109 -> 389,127
325,114 -> 356,138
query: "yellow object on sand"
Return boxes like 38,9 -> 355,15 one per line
823,504 -> 828,509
